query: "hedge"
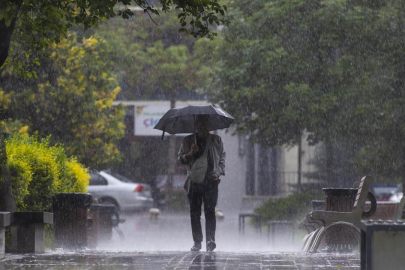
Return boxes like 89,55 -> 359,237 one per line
254,191 -> 324,222
6,134 -> 90,211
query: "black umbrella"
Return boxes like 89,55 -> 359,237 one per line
154,105 -> 234,139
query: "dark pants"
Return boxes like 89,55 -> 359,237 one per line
188,181 -> 219,244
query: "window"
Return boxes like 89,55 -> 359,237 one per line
89,174 -> 108,186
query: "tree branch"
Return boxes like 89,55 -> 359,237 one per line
0,0 -> 22,68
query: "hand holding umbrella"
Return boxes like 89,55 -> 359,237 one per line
186,144 -> 199,158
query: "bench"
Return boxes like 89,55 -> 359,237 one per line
307,176 -> 375,229
0,212 -> 11,258
364,197 -> 405,221
298,181 -> 364,234
302,176 -> 375,253
9,212 -> 53,253
311,200 -> 325,210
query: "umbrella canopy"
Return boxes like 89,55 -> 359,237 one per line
154,105 -> 234,136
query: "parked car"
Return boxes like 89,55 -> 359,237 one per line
389,184 -> 403,203
371,183 -> 400,201
87,171 -> 154,212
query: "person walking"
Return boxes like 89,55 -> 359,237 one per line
178,114 -> 226,252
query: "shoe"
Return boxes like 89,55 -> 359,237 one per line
191,242 -> 202,252
206,241 -> 216,252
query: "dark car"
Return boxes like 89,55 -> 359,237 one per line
371,183 -> 400,201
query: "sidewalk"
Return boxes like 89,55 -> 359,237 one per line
96,212 -> 301,252
2,251 -> 360,269
0,212 -> 360,269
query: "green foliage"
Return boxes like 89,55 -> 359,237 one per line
210,0 -> 405,186
7,157 -> 32,208
59,158 -> 90,194
7,134 -> 58,211
93,11 -> 218,101
1,0 -> 228,72
6,134 -> 90,211
0,88 -> 12,109
3,33 -> 125,169
254,192 -> 324,222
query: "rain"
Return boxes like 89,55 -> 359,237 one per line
0,0 -> 404,269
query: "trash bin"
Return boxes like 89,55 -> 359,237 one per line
360,220 -> 405,270
52,193 -> 92,249
98,204 -> 117,241
88,204 -> 117,247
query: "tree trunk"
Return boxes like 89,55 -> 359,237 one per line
0,0 -> 22,68
257,145 -> 269,196
166,98 -> 176,211
0,2 -> 21,212
325,137 -> 334,188
402,146 -> 405,195
297,135 -> 302,192
245,138 -> 255,195
0,130 -> 16,212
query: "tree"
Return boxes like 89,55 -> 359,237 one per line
2,33 -> 125,169
0,0 -> 228,71
0,0 -> 227,211
210,0 -> 405,187
92,10 -> 219,100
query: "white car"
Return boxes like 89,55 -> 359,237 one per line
87,171 -> 154,212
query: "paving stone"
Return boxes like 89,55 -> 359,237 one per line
0,251 -> 360,270
328,259 -> 360,267
262,260 -> 295,266
262,267 -> 298,270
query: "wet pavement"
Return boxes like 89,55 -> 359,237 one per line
96,212 -> 299,252
2,251 -> 360,269
0,212 -> 360,269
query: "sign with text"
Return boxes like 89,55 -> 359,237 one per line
135,104 -> 170,136
134,101 -> 209,136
